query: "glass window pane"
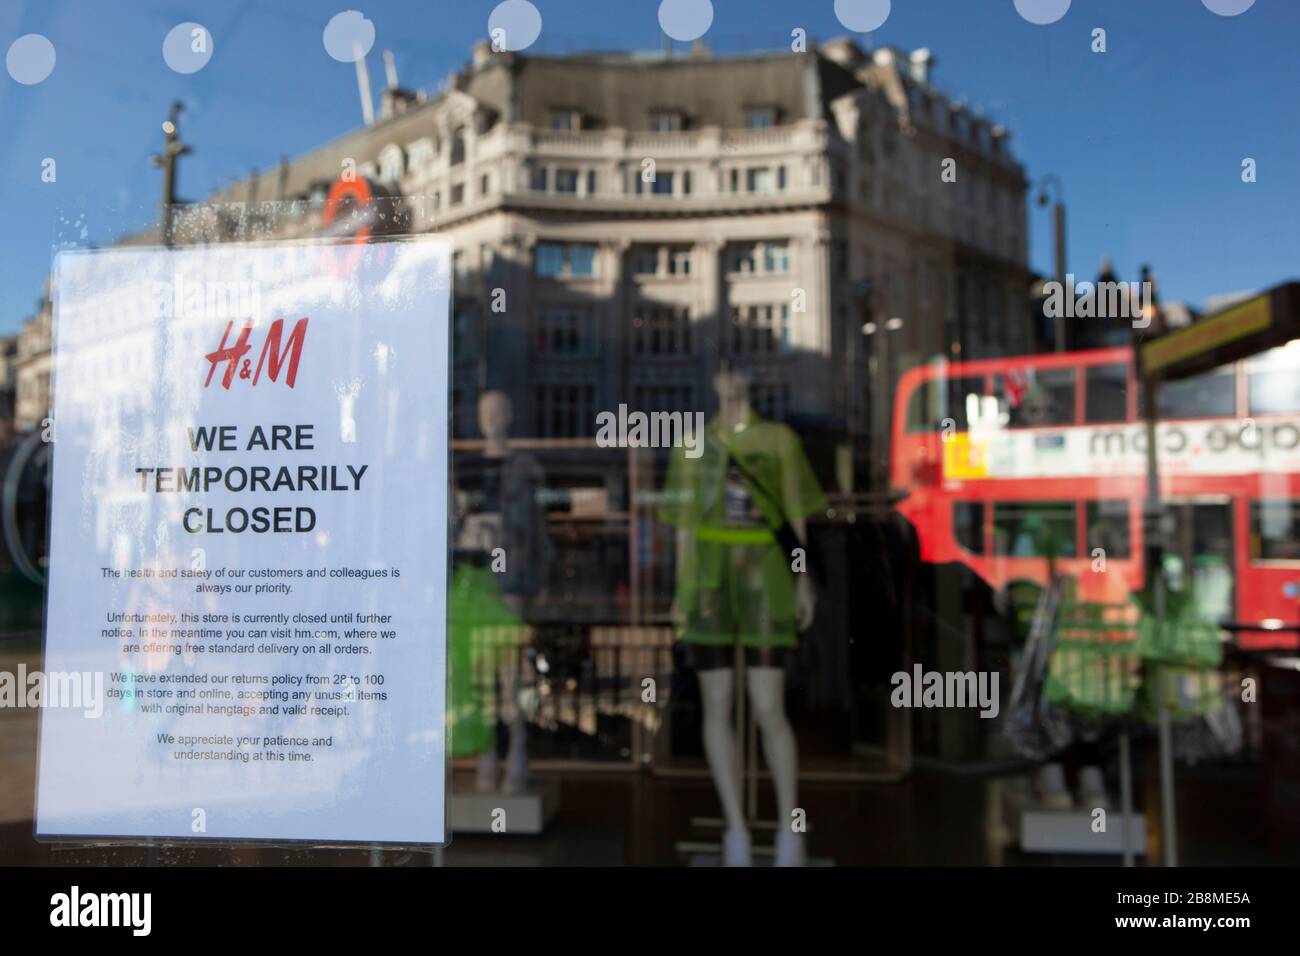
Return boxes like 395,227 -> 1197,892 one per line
1085,363 -> 1128,424
993,501 -> 1077,557
1086,500 -> 1130,560
1250,499 -> 1300,561
1247,343 -> 1300,415
1157,367 -> 1235,419
997,368 -> 1075,428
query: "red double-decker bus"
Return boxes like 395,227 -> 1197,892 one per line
890,342 -> 1300,648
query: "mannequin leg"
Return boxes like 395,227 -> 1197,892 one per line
698,667 -> 747,837
746,667 -> 798,823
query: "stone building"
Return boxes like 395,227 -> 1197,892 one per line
198,36 -> 1032,483
16,37 -> 1033,486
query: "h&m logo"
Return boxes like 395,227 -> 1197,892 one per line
204,317 -> 308,389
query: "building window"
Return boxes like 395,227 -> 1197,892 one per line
450,128 -> 466,165
536,243 -> 565,277
682,170 -> 692,195
570,245 -> 595,276
777,166 -> 787,190
633,305 -> 693,356
378,145 -> 405,183
749,382 -> 792,420
632,246 -> 659,276
729,169 -> 740,193
634,384 -> 694,414
407,138 -> 435,172
763,241 -> 789,274
650,111 -> 683,132
729,245 -> 756,274
480,173 -> 491,196
536,242 -> 597,278
556,169 -> 580,194
550,109 -> 581,131
745,107 -> 776,129
731,304 -> 792,355
668,247 -> 691,276
747,167 -> 774,193
651,172 -> 674,196
536,384 -> 595,438
450,183 -> 464,206
529,164 -> 548,192
586,170 -> 597,195
536,305 -> 592,356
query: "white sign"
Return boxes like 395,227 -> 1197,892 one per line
948,417 -> 1300,481
37,238 -> 450,845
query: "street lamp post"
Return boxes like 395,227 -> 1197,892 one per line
151,100 -> 191,248
1036,175 -> 1067,353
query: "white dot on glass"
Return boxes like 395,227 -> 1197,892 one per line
6,34 -> 56,85
323,10 -> 376,63
1201,0 -> 1255,15
834,0 -> 891,34
162,23 -> 214,74
658,0 -> 714,43
1013,0 -> 1071,26
488,0 -> 542,52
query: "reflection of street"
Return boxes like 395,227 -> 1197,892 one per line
0,645 -> 39,826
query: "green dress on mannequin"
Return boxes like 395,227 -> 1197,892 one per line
660,410 -> 825,648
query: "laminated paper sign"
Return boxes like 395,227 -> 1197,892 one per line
36,238 -> 450,845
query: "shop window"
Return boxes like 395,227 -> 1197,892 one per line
993,501 -> 1077,557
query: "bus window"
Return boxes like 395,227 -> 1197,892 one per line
1086,499 -> 1131,559
1155,367 -> 1235,419
953,501 -> 984,554
996,368 -> 1075,428
1085,363 -> 1128,424
1247,341 -> 1300,416
1250,499 -> 1300,561
905,375 -> 983,433
992,501 -> 1077,557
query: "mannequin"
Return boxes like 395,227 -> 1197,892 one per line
660,368 -> 826,866
451,390 -> 547,794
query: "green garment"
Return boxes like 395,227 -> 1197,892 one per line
659,413 -> 826,647
447,563 -> 526,757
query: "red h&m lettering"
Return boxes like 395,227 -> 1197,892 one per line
204,317 -> 308,389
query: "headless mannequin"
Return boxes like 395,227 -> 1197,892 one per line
470,391 -> 530,794
678,370 -> 815,866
